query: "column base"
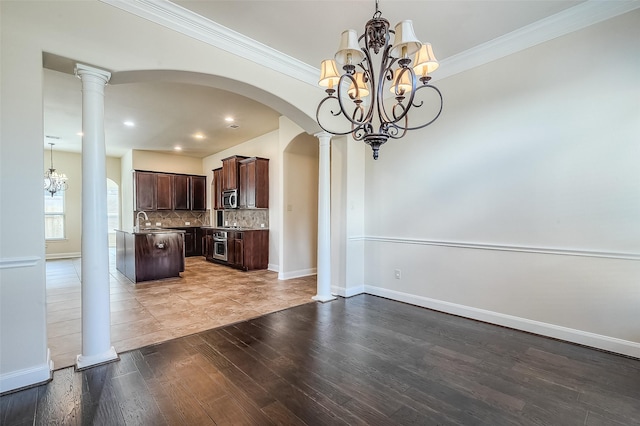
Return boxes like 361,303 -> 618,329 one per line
75,346 -> 119,371
312,294 -> 337,303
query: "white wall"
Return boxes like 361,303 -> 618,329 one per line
0,0 -> 320,393
44,151 -> 121,258
362,10 -> 640,356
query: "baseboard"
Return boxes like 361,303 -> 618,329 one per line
0,349 -> 53,395
268,263 -> 279,273
278,267 -> 317,280
364,285 -> 640,359
331,285 -> 365,298
45,252 -> 81,260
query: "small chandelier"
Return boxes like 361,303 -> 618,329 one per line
44,142 -> 68,197
316,0 -> 443,160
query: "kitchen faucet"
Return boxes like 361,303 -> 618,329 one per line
135,210 -> 149,232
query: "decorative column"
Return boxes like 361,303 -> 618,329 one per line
75,64 -> 118,369
313,132 -> 336,302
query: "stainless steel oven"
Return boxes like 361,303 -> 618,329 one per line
212,230 -> 228,262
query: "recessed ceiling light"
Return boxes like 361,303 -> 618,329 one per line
194,133 -> 205,140
123,121 -> 135,127
174,146 -> 182,151
76,132 -> 84,136
225,117 -> 234,122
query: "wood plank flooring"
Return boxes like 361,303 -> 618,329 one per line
2,295 -> 639,425
46,254 -> 316,369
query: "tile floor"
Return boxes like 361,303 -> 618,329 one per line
46,252 -> 317,369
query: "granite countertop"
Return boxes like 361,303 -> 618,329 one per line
116,228 -> 187,235
201,226 -> 268,231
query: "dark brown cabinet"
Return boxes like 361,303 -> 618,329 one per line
134,171 -> 206,211
175,227 -> 203,257
173,174 -> 190,210
239,157 -> 269,209
203,229 -> 214,261
221,155 -> 248,191
227,230 -> 268,271
156,174 -> 173,210
212,168 -> 223,210
191,175 -> 207,211
135,171 -> 156,211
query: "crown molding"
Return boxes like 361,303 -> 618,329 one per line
99,0 -> 639,86
436,0 -> 640,80
99,0 -> 319,86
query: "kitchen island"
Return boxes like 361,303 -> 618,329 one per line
115,229 -> 185,283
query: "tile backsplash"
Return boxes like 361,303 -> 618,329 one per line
138,210 -> 210,227
223,209 -> 269,229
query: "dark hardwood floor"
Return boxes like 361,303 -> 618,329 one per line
2,295 -> 639,425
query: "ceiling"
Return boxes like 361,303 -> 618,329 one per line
43,0 -> 584,158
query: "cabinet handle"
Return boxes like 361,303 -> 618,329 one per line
155,242 -> 166,249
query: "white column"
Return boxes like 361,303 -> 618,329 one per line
75,64 -> 118,369
313,132 -> 337,302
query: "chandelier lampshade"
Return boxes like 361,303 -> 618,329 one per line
44,142 -> 68,197
316,0 -> 443,159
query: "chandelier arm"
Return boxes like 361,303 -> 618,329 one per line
402,84 -> 444,131
316,95 -> 369,136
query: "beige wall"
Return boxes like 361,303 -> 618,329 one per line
45,151 -> 121,258
282,134 -> 318,278
132,150 -> 204,175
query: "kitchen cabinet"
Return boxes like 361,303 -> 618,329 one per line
239,157 -> 269,209
173,174 -> 190,210
191,175 -> 207,211
203,228 -> 214,261
135,171 -> 156,211
227,229 -> 268,271
212,168 -> 223,210
175,227 -> 203,257
115,229 -> 185,283
134,171 -> 206,211
156,173 -> 173,210
221,155 -> 248,191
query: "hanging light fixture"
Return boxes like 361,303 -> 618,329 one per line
44,142 -> 68,197
316,0 -> 443,160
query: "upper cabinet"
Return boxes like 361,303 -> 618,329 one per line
173,174 -> 190,210
221,155 -> 248,191
135,171 -> 156,211
239,157 -> 269,209
156,173 -> 173,210
134,170 -> 206,211
212,168 -> 223,211
191,175 -> 207,211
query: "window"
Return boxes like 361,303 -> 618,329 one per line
44,190 -> 65,240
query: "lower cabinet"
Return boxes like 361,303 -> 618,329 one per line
227,230 -> 268,271
175,227 -> 203,257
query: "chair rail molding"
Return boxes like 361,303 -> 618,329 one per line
99,0 -> 639,86
0,256 -> 41,269
357,236 -> 640,261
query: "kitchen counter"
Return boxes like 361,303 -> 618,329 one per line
115,229 -> 185,283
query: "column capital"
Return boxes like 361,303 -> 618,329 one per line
314,131 -> 333,142
75,63 -> 111,84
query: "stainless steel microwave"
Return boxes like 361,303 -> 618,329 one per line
222,189 -> 238,209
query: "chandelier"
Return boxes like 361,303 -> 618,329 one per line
316,0 -> 443,160
44,142 -> 68,197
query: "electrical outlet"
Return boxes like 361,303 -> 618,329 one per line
260,223 -> 265,228
155,222 -> 161,226
145,222 -> 151,227
185,221 -> 190,226
394,269 -> 401,279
